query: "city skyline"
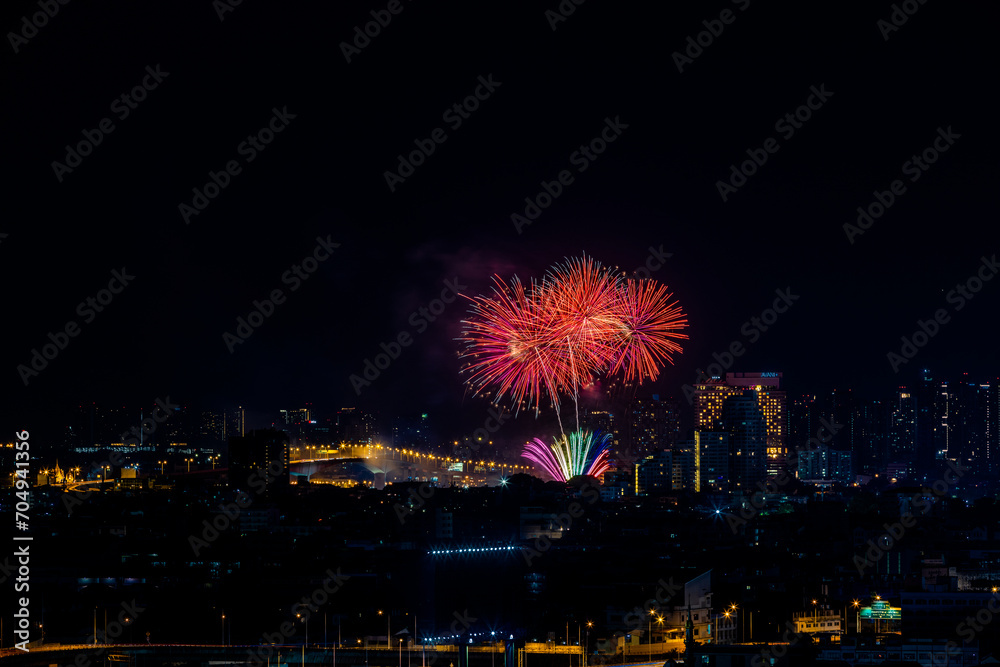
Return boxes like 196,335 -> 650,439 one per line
3,1 -> 1000,664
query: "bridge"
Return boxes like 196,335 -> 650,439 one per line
288,444 -> 532,488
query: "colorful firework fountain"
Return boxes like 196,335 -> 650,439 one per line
459,254 -> 688,481
522,430 -> 613,483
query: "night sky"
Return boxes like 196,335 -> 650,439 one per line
4,0 -> 998,444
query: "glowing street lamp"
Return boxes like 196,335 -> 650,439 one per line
648,609 -> 655,656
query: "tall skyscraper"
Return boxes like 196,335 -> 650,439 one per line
949,374 -> 986,472
889,388 -> 917,478
987,378 -> 999,475
854,398 -> 890,475
721,391 -> 767,491
694,373 -> 787,476
680,431 -> 729,492
789,394 -> 818,450
624,395 -> 680,457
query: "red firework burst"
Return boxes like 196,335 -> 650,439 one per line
541,255 -> 622,377
459,276 -> 576,413
459,254 -> 689,414
607,278 -> 689,383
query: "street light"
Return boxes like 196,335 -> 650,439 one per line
648,609 -> 655,657
222,612 -> 226,646
378,610 -> 390,649
297,613 -> 308,647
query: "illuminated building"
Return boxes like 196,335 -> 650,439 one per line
797,443 -> 852,484
635,449 -> 675,495
279,407 -> 312,424
677,431 -> 728,492
625,395 -> 680,457
694,373 -> 787,476
721,391 -> 767,491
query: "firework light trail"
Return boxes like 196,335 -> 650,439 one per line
458,253 -> 688,482
521,430 -> 613,482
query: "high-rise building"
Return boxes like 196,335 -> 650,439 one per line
279,407 -> 312,425
335,407 -> 378,444
223,406 -> 246,441
721,391 -> 767,491
229,428 -> 289,493
854,398 -> 889,475
695,373 -> 786,476
689,431 -> 729,493
889,388 -> 917,469
949,374 -> 987,472
635,450 -> 676,495
789,394 -> 819,450
624,395 -> 680,456
797,444 -> 852,484
987,378 -> 999,475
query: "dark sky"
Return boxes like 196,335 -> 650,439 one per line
4,0 -> 998,443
